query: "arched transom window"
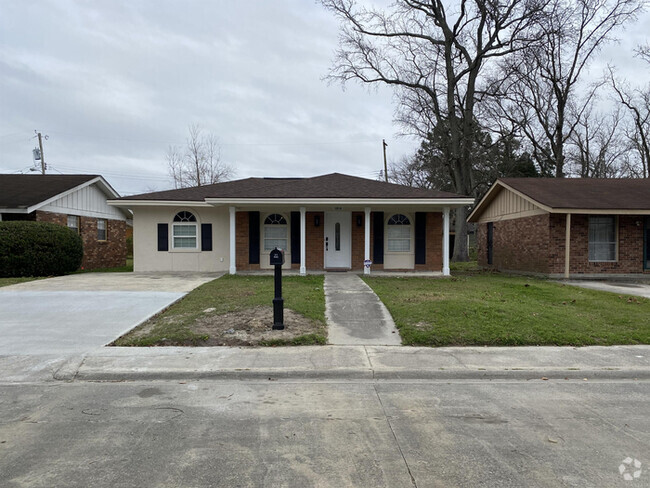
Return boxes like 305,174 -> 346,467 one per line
172,211 -> 198,249
387,214 -> 411,252
264,213 -> 288,251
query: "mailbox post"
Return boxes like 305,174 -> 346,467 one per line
269,247 -> 285,330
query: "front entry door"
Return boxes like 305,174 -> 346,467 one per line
645,217 -> 650,270
324,211 -> 351,268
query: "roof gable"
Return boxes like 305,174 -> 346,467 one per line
469,178 -> 650,222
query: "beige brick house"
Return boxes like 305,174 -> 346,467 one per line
468,178 -> 650,278
0,174 -> 130,270
109,173 -> 473,275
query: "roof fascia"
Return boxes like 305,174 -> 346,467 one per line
107,200 -> 212,207
203,198 -> 475,207
551,208 -> 650,215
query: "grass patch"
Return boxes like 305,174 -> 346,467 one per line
363,273 -> 650,347
114,274 -> 326,347
0,277 -> 40,288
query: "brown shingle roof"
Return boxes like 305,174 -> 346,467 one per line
118,173 -> 468,201
500,178 -> 650,210
0,174 -> 99,209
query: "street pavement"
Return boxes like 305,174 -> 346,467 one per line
0,377 -> 647,487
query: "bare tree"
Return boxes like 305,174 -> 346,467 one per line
490,0 -> 642,177
166,125 -> 235,189
609,66 -> 650,178
568,105 -> 629,177
322,0 -> 547,261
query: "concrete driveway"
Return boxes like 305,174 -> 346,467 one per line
0,273 -> 221,355
564,280 -> 650,299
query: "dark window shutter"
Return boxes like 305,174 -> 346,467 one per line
248,212 -> 260,264
415,212 -> 426,265
157,223 -> 168,251
372,212 -> 384,264
201,223 -> 212,251
290,211 -> 300,264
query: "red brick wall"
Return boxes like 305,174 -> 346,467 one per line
235,212 -> 260,271
477,214 -> 551,273
351,212 -> 365,270
34,210 -> 127,270
305,212 -> 324,270
550,214 -> 647,275
415,212 -> 443,271
478,213 -> 648,275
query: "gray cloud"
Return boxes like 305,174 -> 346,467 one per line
0,1 -> 647,195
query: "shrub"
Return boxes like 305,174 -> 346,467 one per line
0,221 -> 83,277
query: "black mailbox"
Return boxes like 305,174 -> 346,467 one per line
269,247 -> 285,266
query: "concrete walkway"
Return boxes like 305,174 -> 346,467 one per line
324,273 -> 401,345
564,280 -> 650,299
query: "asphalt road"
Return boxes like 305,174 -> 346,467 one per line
1,378 -> 647,487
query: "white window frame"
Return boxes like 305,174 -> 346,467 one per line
97,219 -> 107,241
263,213 -> 288,251
386,214 -> 412,253
67,215 -> 80,234
172,211 -> 198,250
588,216 -> 618,262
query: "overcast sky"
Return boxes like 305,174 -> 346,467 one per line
1,1 -> 648,195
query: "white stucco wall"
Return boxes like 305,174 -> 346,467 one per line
133,206 -> 230,272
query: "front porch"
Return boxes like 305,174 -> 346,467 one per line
226,206 -> 452,276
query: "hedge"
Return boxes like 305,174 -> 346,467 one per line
0,221 -> 83,277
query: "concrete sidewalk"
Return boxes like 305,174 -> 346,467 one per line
324,274 -> 401,345
26,344 -> 650,382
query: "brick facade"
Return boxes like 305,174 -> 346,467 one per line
234,210 -> 443,272
34,210 -> 127,270
478,213 -> 649,276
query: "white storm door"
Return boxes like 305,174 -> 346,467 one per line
324,211 -> 351,268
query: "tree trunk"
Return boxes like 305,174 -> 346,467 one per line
452,207 -> 469,262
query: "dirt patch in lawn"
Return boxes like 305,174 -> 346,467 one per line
118,305 -> 327,347
195,306 -> 325,346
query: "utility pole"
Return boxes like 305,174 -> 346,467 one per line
36,131 -> 46,174
382,139 -> 388,182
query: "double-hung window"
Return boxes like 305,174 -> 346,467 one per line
67,215 -> 80,234
387,214 -> 411,252
172,211 -> 197,249
588,216 -> 617,262
97,219 -> 107,241
264,214 -> 288,251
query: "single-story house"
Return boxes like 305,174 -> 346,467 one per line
468,178 -> 650,278
0,174 -> 130,269
108,173 -> 473,275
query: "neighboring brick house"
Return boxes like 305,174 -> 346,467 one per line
109,173 -> 473,275
0,174 -> 130,270
468,178 -> 650,278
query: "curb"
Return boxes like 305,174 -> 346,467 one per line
64,367 -> 650,382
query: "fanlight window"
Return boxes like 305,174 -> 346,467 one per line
387,214 -> 411,252
172,211 -> 197,248
264,213 -> 288,251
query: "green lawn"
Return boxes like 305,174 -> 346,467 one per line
362,272 -> 650,347
0,277 -> 39,288
114,274 -> 326,347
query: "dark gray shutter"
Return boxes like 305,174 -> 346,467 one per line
248,212 -> 260,264
372,212 -> 384,264
201,223 -> 212,251
415,212 -> 426,265
290,211 -> 300,264
157,223 -> 168,251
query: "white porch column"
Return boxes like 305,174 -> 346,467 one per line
564,213 -> 571,279
442,207 -> 450,276
229,206 -> 236,275
364,207 -> 371,275
300,207 -> 306,275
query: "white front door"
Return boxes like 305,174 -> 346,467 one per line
324,211 -> 351,268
